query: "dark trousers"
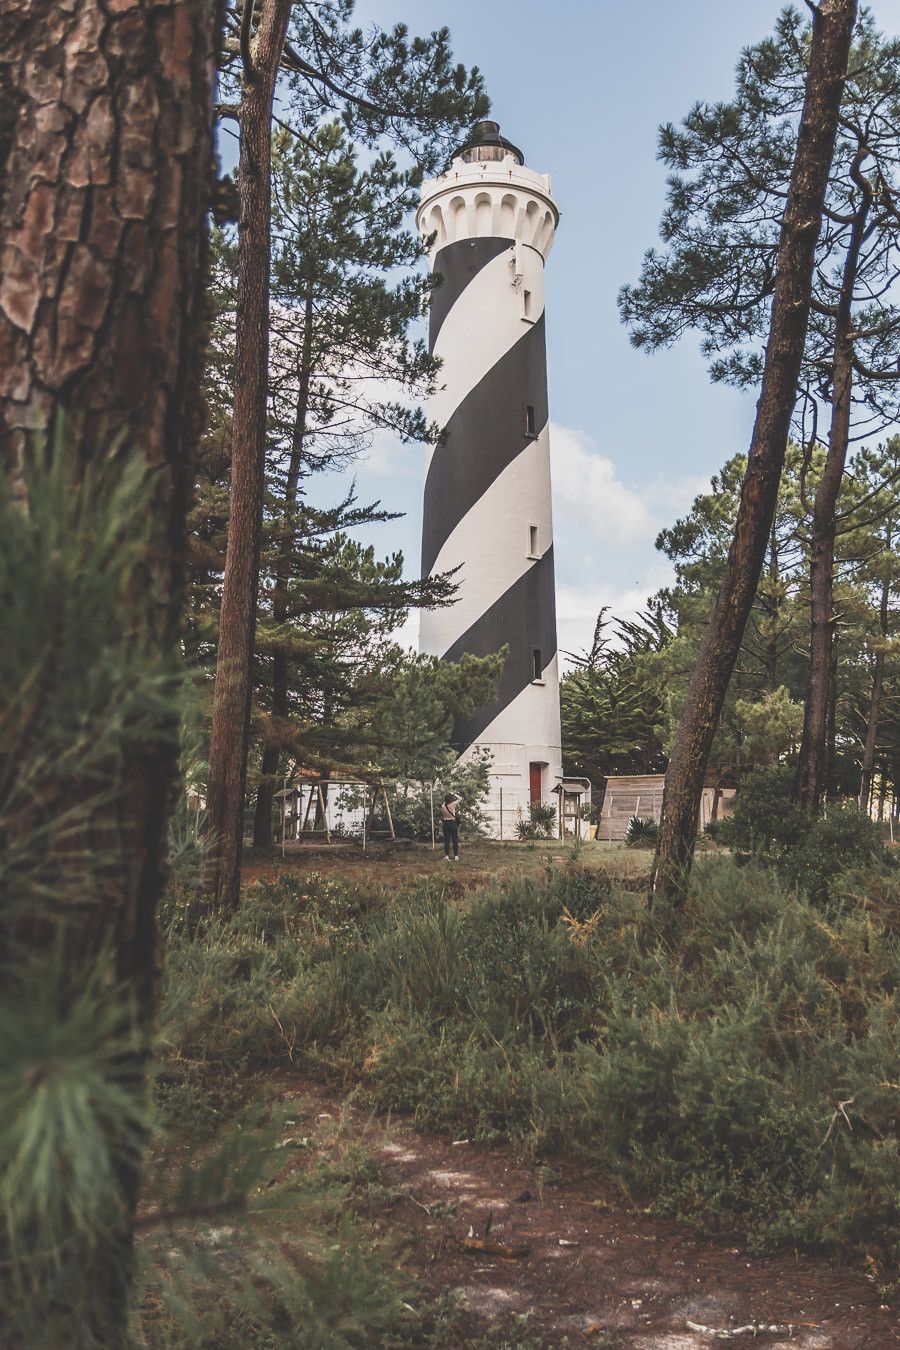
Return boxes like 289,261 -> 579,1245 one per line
442,819 -> 459,857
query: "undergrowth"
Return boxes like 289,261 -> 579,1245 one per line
159,857 -> 899,1269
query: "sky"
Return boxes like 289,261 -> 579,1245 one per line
303,0 -> 900,662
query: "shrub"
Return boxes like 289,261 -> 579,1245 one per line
783,803 -> 890,906
725,764 -> 804,855
515,801 -> 557,839
624,814 -> 659,848
157,857 -> 899,1266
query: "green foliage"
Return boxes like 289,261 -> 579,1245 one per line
718,765 -> 804,856
389,748 -> 493,841
0,436 -> 184,1346
378,651 -> 504,785
561,607 -> 670,786
515,801 -> 557,840
735,686 -> 804,766
783,804 -> 890,906
712,768 -> 891,908
160,858 -> 899,1264
0,435 -> 180,936
624,815 -> 659,848
0,960 -> 150,1347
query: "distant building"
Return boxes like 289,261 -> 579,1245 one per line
600,773 -> 736,842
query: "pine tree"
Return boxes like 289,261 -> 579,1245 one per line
620,5 -> 900,815
620,0 -> 858,904
560,608 -> 670,790
251,122 -> 444,843
206,1 -> 488,910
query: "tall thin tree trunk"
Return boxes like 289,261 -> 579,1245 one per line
795,185 -> 871,812
826,638 -> 839,795
859,558 -> 891,814
253,278 -> 315,846
206,0 -> 293,908
763,525 -> 781,696
651,0 -> 858,908
0,0 -> 218,1338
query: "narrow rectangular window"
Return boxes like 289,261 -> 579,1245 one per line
525,404 -> 536,437
523,287 -> 532,319
532,646 -> 543,682
528,523 -> 539,558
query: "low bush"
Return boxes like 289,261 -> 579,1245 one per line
783,803 -> 890,906
718,765 -> 804,855
515,802 -> 557,839
624,814 -> 659,848
159,856 -> 899,1266
708,768 -> 893,910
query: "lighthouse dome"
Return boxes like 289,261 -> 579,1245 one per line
456,119 -> 524,166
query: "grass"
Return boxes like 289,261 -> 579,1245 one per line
158,846 -> 899,1278
240,837 -> 654,891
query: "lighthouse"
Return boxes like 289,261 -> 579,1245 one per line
417,120 -> 562,834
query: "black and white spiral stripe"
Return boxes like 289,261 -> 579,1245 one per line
421,235 -> 558,755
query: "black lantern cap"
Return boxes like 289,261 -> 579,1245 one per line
455,119 -> 524,167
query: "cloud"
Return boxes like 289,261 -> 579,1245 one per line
551,423 -> 654,543
555,563 -> 675,668
360,425 -> 420,479
391,610 -> 420,652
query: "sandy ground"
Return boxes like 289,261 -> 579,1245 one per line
275,1081 -> 898,1350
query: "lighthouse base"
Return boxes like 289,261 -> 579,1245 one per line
460,739 -> 564,840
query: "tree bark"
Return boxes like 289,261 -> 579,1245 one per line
795,186 -> 871,812
651,0 -> 858,908
859,558 -> 891,814
0,0 -> 218,1337
206,0 -> 293,907
252,276 -> 315,846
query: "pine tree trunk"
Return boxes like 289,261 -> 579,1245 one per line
252,279 -> 315,846
795,191 -> 870,812
651,0 -> 858,908
764,527 -> 780,694
0,0 -> 218,1338
206,0 -> 293,907
859,563 -> 890,814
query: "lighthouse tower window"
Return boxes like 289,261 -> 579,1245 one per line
522,288 -> 533,321
525,404 -> 536,437
527,523 -> 539,559
531,647 -> 544,683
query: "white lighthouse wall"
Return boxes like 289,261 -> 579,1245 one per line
459,653 -> 563,838
419,427 -> 553,655
417,158 -> 558,264
426,243 -> 546,457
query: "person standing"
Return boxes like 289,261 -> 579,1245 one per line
441,792 -> 462,861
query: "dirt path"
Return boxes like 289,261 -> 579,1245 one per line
279,1080 -> 897,1349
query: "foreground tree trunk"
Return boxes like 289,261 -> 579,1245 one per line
795,181 -> 871,811
859,562 -> 891,814
206,0 -> 293,907
651,0 -> 858,907
0,0 -> 218,1337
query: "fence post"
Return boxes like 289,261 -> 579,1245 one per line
499,785 -> 503,842
608,794 -> 613,844
281,773 -> 287,859
430,781 -> 435,851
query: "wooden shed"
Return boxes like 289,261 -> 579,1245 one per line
599,772 -> 736,842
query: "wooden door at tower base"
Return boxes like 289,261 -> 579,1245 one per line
529,762 -> 543,804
